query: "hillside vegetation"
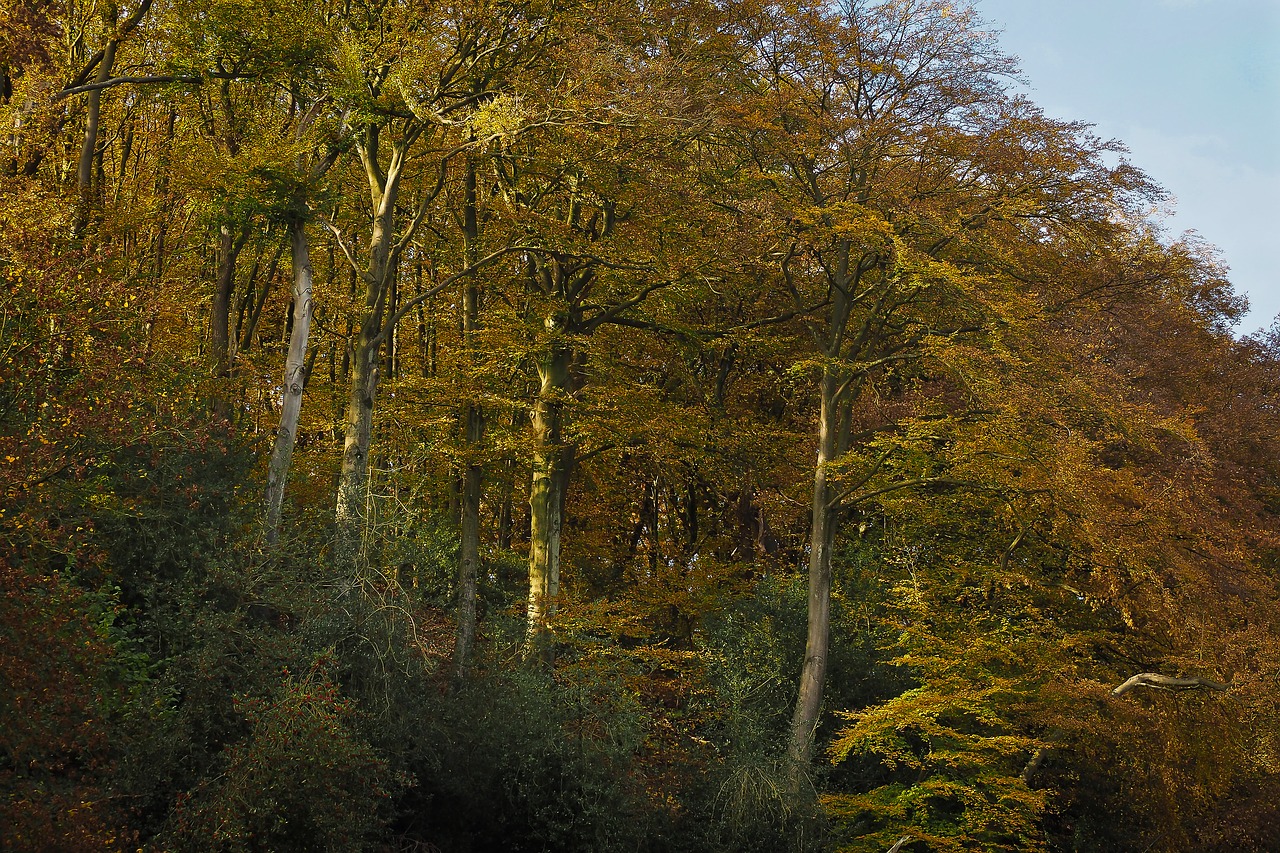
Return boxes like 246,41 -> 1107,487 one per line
3,0 -> 1279,850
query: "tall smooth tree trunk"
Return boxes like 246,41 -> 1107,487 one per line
73,38 -> 117,233
264,221 -> 314,545
454,160 -> 484,678
789,367 -> 843,767
333,128 -> 401,578
524,344 -> 570,663
788,235 -> 863,772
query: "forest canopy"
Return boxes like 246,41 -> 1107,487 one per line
2,0 -> 1278,850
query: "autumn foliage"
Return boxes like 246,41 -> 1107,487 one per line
1,0 -> 1278,851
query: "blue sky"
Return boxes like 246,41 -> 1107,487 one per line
976,0 -> 1280,334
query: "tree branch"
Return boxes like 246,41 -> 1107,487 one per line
581,279 -> 673,332
315,217 -> 375,285
1111,673 -> 1228,697
829,448 -> 894,506
839,475 -> 959,509
372,244 -> 533,347
56,74 -> 201,99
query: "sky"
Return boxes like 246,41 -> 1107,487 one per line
975,0 -> 1280,335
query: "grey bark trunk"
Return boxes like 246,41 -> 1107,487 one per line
788,235 -> 862,772
74,38 -> 117,232
263,221 -> 314,546
453,160 -> 484,677
333,129 -> 401,579
789,367 -> 842,767
524,344 -> 570,663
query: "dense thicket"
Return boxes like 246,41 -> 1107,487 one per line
3,0 -> 1278,850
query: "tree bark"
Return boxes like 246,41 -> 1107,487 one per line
525,343 -> 570,663
264,221 -> 314,546
334,325 -> 380,576
1111,673 -> 1228,696
210,223 -> 248,421
72,0 -> 153,226
333,127 -> 401,578
454,158 -> 484,678
789,365 -> 844,767
454,403 -> 483,676
73,38 -> 117,232
152,108 -> 177,282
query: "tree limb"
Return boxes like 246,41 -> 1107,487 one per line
581,278 -> 674,331
371,244 -> 534,347
314,217 -> 376,285
1111,673 -> 1228,697
839,475 -> 959,509
56,74 -> 201,99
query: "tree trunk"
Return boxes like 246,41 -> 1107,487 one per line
454,159 -> 484,677
789,235 -> 862,771
152,108 -> 177,282
789,365 -> 844,767
454,404 -> 483,676
264,221 -> 314,546
334,314 -> 381,578
333,128 -> 401,578
74,38 -> 117,232
210,224 -> 248,421
236,240 -> 285,355
525,343 -> 570,663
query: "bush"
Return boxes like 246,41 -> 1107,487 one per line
162,662 -> 392,852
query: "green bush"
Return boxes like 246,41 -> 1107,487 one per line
162,662 -> 392,852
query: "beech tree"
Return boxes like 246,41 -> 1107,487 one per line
321,0 -> 555,577
475,0 -> 738,658
728,0 -> 1163,768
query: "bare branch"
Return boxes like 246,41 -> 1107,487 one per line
1111,673 -> 1228,697
372,244 -> 534,347
315,217 -> 376,285
56,74 -> 200,99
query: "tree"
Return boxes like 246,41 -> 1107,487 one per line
324,0 -> 553,578
476,0 -> 738,660
727,0 -> 1159,769
3,0 -> 1279,848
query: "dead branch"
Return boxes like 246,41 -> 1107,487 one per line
1111,673 -> 1228,697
